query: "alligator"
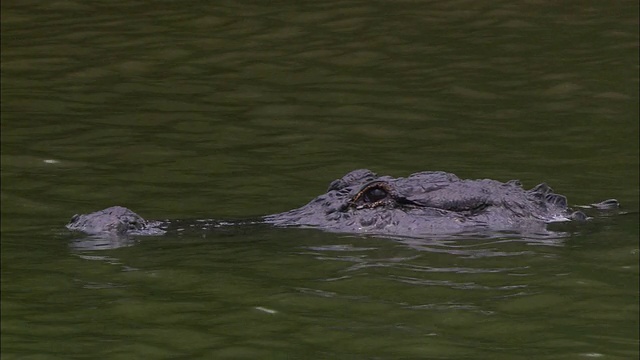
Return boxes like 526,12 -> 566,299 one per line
66,169 -> 619,238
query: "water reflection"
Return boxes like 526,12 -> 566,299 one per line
67,223 -> 573,251
69,233 -> 140,251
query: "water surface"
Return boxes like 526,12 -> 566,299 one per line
2,0 -> 638,359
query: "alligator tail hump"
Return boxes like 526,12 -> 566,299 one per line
590,199 -> 620,210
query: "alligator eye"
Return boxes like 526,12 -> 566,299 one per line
349,182 -> 393,209
363,187 -> 388,203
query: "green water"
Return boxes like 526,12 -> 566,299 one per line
2,1 -> 638,359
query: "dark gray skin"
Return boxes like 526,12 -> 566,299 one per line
66,169 -> 619,237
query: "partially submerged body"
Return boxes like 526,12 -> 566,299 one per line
66,169 -> 619,238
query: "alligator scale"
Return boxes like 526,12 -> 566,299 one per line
67,169 -> 619,237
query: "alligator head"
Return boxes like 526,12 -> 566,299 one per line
263,169 -> 601,236
66,169 -> 617,237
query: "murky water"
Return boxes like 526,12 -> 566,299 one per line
2,0 -> 638,359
